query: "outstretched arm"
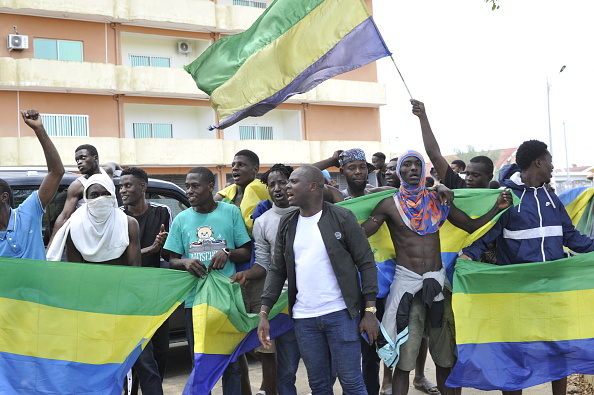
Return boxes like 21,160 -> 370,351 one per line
411,100 -> 450,183
21,110 -> 65,208
361,198 -> 390,237
448,189 -> 512,233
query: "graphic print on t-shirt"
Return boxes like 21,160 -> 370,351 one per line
188,225 -> 228,264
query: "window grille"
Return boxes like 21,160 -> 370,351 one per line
133,123 -> 173,138
239,125 -> 273,140
130,55 -> 171,68
232,0 -> 267,8
40,114 -> 89,137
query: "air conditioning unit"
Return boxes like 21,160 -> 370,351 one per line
7,34 -> 28,50
178,41 -> 192,54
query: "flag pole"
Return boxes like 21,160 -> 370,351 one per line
390,56 -> 413,99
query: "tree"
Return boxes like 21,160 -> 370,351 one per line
453,145 -> 493,165
485,0 -> 500,10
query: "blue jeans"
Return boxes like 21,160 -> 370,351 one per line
293,309 -> 366,395
275,329 -> 301,395
185,308 -> 242,395
132,320 -> 169,395
361,297 -> 386,395
133,341 -> 163,395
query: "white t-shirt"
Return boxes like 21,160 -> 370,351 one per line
292,210 -> 347,319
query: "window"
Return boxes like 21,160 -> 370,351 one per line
34,39 -> 83,61
130,55 -> 171,68
40,114 -> 89,137
232,0 -> 267,8
133,123 -> 173,138
239,125 -> 273,140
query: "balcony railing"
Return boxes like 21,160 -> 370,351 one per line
232,0 -> 267,9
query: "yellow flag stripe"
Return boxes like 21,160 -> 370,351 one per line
454,289 -> 594,344
192,303 -> 290,355
0,297 -> 179,364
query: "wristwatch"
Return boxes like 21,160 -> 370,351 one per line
222,247 -> 231,256
364,306 -> 377,314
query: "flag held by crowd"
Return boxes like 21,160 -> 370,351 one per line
336,188 -> 519,293
185,0 -> 391,130
559,186 -> 594,237
447,253 -> 594,391
183,271 -> 291,395
0,257 -> 195,395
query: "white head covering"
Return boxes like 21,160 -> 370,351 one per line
47,174 -> 129,262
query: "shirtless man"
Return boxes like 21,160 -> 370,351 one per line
362,151 -> 511,395
49,144 -> 103,242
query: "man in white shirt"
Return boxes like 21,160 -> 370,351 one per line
257,165 -> 378,394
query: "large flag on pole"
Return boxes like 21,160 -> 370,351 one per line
0,258 -> 195,395
447,253 -> 594,391
185,0 -> 391,130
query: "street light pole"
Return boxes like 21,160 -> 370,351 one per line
546,65 -> 566,183
563,120 -> 570,189
546,76 -> 553,158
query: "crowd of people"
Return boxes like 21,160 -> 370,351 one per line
1,100 -> 593,395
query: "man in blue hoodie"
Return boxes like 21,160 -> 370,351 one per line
460,139 -> 594,395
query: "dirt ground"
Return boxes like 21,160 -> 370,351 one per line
161,342 -> 569,395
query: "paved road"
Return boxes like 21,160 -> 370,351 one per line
161,342 -> 549,394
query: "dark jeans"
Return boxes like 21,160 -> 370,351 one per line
185,308 -> 242,395
275,329 -> 301,395
293,309 -> 366,395
361,298 -> 386,395
132,320 -> 169,395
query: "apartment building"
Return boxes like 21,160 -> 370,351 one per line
0,0 -> 387,188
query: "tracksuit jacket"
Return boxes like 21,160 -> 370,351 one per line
462,168 -> 594,264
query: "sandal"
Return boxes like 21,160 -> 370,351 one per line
413,377 -> 440,394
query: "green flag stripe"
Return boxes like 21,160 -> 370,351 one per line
576,198 -> 594,236
453,253 -> 594,294
185,0 -> 327,95
0,257 -> 196,315
336,188 -> 519,222
193,270 -> 288,333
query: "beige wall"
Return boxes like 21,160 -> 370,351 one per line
123,96 -> 210,107
119,25 -> 213,41
0,14 -> 116,64
306,105 -> 381,141
335,63 -> 378,83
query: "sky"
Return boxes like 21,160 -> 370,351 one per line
373,0 -> 594,168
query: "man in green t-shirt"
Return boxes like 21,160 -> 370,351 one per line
164,167 -> 251,395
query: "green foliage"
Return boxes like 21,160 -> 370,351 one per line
485,0 -> 500,10
453,146 -> 493,165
